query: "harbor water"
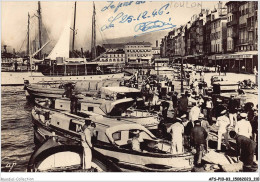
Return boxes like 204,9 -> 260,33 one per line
1,86 -> 34,172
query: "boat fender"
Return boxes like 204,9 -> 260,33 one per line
97,66 -> 101,71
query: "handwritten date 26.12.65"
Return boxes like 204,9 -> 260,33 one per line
101,3 -> 170,31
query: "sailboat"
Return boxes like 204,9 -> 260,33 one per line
1,2 -> 49,86
25,2 -> 124,85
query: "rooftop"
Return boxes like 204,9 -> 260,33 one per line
126,42 -> 152,46
103,43 -> 125,49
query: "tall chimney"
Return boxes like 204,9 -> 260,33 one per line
156,40 -> 158,47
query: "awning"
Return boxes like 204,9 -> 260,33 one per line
209,51 -> 258,60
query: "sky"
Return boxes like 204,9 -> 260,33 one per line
1,1 -> 223,53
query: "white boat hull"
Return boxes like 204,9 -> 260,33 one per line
1,72 -> 42,86
26,73 -> 125,84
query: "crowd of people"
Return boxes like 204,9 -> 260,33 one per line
128,71 -> 258,170
80,69 -> 258,172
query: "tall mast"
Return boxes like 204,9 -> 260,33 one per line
38,1 -> 42,58
91,2 -> 96,59
27,13 -> 30,56
72,1 -> 77,54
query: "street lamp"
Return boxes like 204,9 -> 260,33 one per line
180,48 -> 184,93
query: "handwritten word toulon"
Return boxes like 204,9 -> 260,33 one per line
172,1 -> 202,8
101,3 -> 170,32
134,18 -> 176,37
101,1 -> 146,13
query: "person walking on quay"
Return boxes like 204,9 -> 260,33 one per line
80,120 -> 96,171
206,96 -> 214,125
167,118 -> 184,154
216,110 -> 231,152
217,65 -> 221,75
223,65 -> 227,76
235,113 -> 252,139
189,102 -> 201,123
200,71 -> 205,82
178,93 -> 188,117
228,95 -> 239,127
229,131 -> 257,171
190,120 -> 208,166
172,92 -> 178,120
186,72 -> 190,86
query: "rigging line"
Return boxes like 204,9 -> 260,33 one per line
96,23 -> 112,50
18,38 -> 27,53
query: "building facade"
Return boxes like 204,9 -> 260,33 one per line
99,50 -> 125,66
125,42 -> 152,67
160,1 -> 258,73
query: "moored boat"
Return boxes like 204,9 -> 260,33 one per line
27,137 -> 121,172
31,108 -> 194,172
34,95 -> 160,130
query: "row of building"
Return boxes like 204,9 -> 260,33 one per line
96,41 -> 160,68
160,1 -> 258,73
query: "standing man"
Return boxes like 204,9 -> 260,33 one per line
228,95 -> 239,127
167,118 -> 184,154
190,120 -> 208,166
178,93 -> 188,117
172,92 -> 178,120
229,131 -> 257,171
216,110 -> 231,152
81,120 -> 96,171
206,97 -> 214,125
235,113 -> 252,139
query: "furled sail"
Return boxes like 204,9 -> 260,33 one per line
47,12 -> 72,60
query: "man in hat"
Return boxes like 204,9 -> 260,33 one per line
81,120 -> 96,170
216,110 -> 231,152
206,96 -> 214,125
190,120 -> 208,166
229,131 -> 257,171
167,118 -> 184,154
228,95 -> 239,127
178,93 -> 188,117
235,113 -> 252,139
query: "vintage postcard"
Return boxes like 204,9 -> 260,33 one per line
1,0 -> 259,181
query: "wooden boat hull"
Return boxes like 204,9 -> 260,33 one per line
31,109 -> 194,172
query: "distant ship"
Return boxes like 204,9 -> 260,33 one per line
25,2 -> 124,85
1,2 -> 124,86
